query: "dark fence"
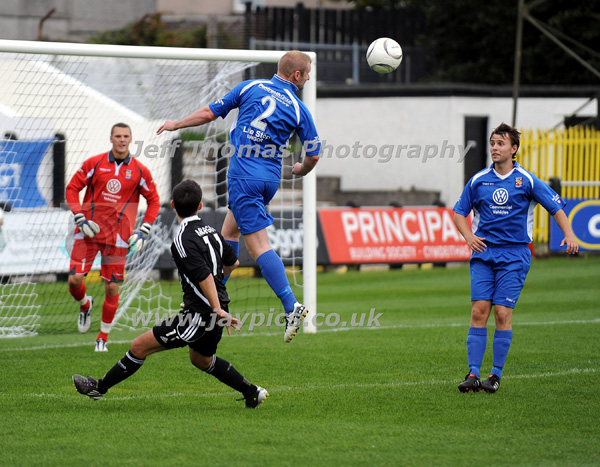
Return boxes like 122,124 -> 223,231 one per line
246,4 -> 429,85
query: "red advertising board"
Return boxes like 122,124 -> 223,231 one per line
318,207 -> 472,264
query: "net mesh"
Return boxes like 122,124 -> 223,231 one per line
0,49 -> 305,337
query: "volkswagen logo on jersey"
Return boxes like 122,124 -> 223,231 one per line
492,188 -> 509,205
106,179 -> 122,194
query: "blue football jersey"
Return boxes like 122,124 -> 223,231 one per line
209,74 -> 321,182
453,162 -> 566,245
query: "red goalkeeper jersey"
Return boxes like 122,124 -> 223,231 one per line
66,151 -> 160,246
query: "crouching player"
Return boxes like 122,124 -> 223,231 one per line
73,179 -> 268,408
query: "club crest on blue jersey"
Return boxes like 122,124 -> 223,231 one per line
125,169 -> 132,179
515,177 -> 523,187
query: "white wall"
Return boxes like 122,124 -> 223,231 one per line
315,95 -> 597,206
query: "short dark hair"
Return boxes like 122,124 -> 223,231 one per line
491,123 -> 521,158
111,122 -> 131,136
172,180 -> 203,218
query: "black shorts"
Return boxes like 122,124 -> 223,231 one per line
152,310 -> 224,357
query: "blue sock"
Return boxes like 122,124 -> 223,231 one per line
466,327 -> 487,377
256,249 -> 297,313
491,329 -> 513,379
222,240 -> 239,285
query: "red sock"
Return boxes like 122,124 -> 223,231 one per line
69,283 -> 90,311
97,293 -> 119,341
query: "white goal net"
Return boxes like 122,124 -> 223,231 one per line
0,40 -> 317,338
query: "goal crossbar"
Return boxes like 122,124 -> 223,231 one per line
0,39 -> 318,334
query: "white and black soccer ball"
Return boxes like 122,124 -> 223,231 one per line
366,38 -> 403,74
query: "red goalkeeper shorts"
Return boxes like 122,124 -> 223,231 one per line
69,236 -> 128,283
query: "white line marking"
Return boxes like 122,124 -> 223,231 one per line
1,318 -> 599,352
9,367 -> 598,401
0,340 -> 134,352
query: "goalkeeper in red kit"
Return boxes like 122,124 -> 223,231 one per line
65,123 -> 160,351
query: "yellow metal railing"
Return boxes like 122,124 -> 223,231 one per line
520,126 -> 600,244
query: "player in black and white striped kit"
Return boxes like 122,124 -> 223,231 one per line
72,180 -> 268,408
170,206 -> 234,330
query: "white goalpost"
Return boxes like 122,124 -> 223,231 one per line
0,39 -> 317,337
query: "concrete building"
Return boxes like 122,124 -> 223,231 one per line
0,0 -> 348,42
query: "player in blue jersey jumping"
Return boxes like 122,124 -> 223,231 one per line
158,51 -> 321,343
453,123 -> 579,394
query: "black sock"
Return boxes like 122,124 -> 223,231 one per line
98,351 -> 145,394
204,356 -> 256,397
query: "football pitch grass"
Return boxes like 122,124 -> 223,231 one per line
1,255 -> 599,466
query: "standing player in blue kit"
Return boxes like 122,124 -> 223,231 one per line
453,123 -> 579,393
158,51 -> 321,343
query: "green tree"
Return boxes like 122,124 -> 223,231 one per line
87,13 -> 207,48
418,0 -> 600,85
335,0 -> 600,85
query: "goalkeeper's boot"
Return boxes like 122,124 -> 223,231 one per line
237,386 -> 269,409
95,338 -> 108,352
284,302 -> 308,343
78,297 -> 93,334
481,374 -> 501,393
72,374 -> 104,400
458,373 -> 482,393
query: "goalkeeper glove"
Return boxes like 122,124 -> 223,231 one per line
128,222 -> 152,255
74,213 -> 100,238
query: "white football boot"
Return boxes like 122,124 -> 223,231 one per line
284,302 -> 308,343
78,297 -> 93,333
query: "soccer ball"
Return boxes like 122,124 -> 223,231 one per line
366,38 -> 403,74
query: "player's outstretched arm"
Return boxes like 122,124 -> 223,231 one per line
223,260 -> 240,281
198,274 -> 239,335
553,209 -> 579,254
454,212 -> 486,253
157,106 -> 217,135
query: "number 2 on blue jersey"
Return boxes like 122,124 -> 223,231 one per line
250,96 -> 276,131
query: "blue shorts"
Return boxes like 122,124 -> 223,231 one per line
470,244 -> 531,308
228,177 -> 279,235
